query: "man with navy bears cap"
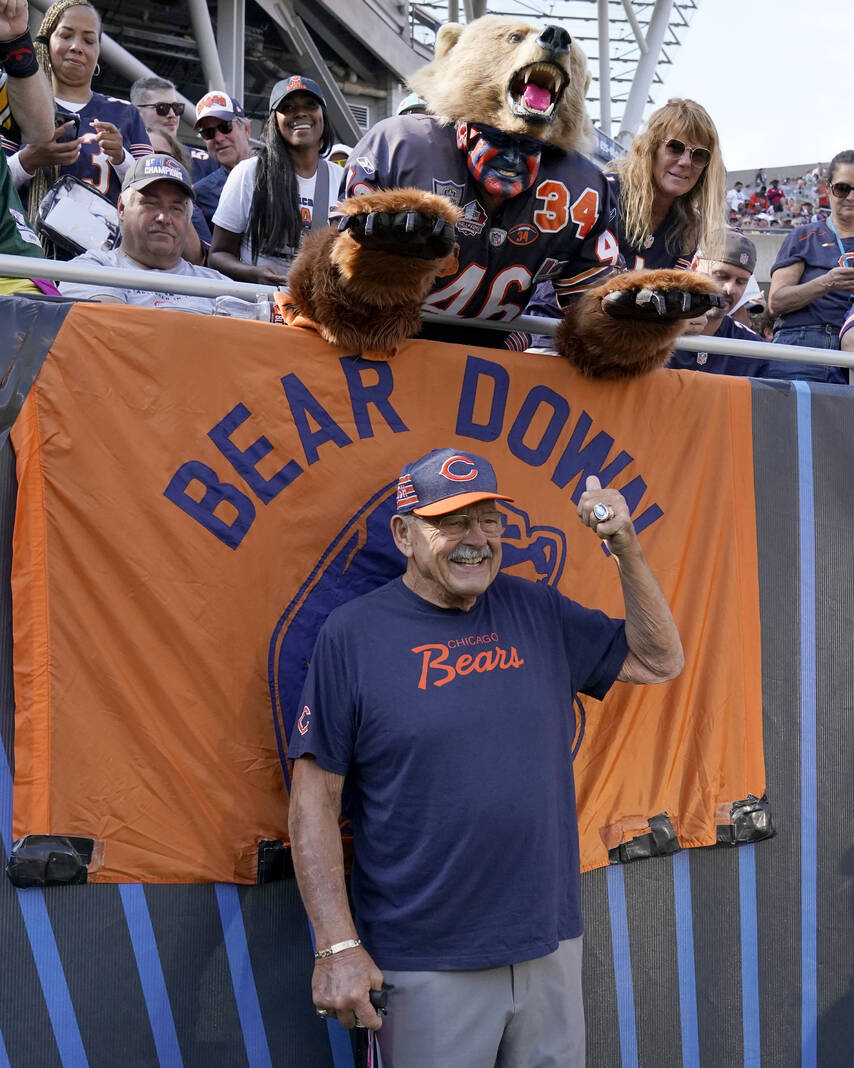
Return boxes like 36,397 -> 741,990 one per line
289,446 -> 683,1067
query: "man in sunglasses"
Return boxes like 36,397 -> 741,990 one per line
192,91 -> 253,229
289,447 -> 683,1067
130,75 -> 218,183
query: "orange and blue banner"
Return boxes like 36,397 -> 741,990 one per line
10,301 -> 765,883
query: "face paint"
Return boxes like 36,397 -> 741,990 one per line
457,122 -> 542,200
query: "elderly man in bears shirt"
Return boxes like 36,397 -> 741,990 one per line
288,447 -> 683,1068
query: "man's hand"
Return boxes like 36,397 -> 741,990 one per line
0,0 -> 30,41
577,475 -> 636,556
19,125 -> 83,172
312,944 -> 384,1031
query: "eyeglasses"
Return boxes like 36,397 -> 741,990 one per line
830,182 -> 854,200
662,138 -> 711,168
199,121 -> 234,140
138,101 -> 185,118
419,511 -> 506,538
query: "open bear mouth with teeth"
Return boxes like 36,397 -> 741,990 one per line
507,62 -> 568,122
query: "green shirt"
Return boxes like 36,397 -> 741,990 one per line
0,72 -> 44,260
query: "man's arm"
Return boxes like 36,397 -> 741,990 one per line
0,0 -> 54,144
577,475 -> 684,684
289,755 -> 384,1031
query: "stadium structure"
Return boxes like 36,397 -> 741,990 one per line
25,0 -> 700,153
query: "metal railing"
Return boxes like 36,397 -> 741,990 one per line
2,253 -> 851,376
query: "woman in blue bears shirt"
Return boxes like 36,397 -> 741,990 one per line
768,150 -> 854,384
5,0 -> 150,252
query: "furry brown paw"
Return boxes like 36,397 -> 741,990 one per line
602,285 -> 726,321
338,210 -> 456,260
555,269 -> 724,379
336,188 -> 460,260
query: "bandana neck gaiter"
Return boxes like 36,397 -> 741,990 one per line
456,121 -> 543,201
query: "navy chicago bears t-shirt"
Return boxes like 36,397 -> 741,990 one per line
289,573 -> 628,971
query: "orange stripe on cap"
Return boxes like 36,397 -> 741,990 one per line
412,490 -> 514,517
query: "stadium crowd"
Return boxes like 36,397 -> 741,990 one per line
0,0 -> 852,382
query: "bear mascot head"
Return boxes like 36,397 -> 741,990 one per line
285,15 -> 721,372
409,17 -> 592,151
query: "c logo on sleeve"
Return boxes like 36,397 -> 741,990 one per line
439,455 -> 478,482
297,705 -> 311,734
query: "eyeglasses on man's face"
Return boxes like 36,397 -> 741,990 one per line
139,101 -> 185,118
418,511 -> 506,538
199,121 -> 234,140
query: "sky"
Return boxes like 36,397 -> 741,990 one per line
647,0 -> 849,173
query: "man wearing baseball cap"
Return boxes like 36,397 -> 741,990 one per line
192,91 -> 253,228
672,229 -> 792,377
288,447 -> 682,1067
59,154 -> 228,313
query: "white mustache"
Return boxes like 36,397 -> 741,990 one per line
448,545 -> 493,564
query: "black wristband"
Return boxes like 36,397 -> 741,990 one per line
0,30 -> 40,79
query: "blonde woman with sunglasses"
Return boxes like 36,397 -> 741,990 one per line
768,150 -> 854,383
604,97 -> 726,271
523,98 -> 725,345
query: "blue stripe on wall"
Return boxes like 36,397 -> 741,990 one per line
0,742 -> 11,861
0,1022 -> 10,1068
794,380 -> 817,1068
118,884 -> 183,1067
215,884 -> 273,1068
1,737 -> 88,1067
672,852 -> 699,1067
738,845 -> 761,1067
606,864 -> 638,1068
16,890 -> 89,1066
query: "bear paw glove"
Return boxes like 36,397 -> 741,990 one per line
337,209 -> 457,260
556,268 -> 724,379
285,188 -> 460,358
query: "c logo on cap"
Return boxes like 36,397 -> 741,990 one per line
440,455 -> 477,481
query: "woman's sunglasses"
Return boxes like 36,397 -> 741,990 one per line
199,121 -> 234,140
830,182 -> 854,200
662,138 -> 711,168
138,101 -> 185,118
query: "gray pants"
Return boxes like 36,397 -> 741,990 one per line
377,937 -> 584,1068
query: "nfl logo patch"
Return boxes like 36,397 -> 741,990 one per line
433,179 -> 465,206
489,228 -> 507,247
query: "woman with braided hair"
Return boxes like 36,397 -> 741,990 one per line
5,0 -> 150,254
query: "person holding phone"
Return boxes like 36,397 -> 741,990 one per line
5,0 -> 150,254
0,0 -> 57,290
768,150 -> 854,384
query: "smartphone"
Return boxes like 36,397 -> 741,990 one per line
54,107 -> 81,144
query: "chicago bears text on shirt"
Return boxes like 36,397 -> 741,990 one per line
411,632 -> 524,690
